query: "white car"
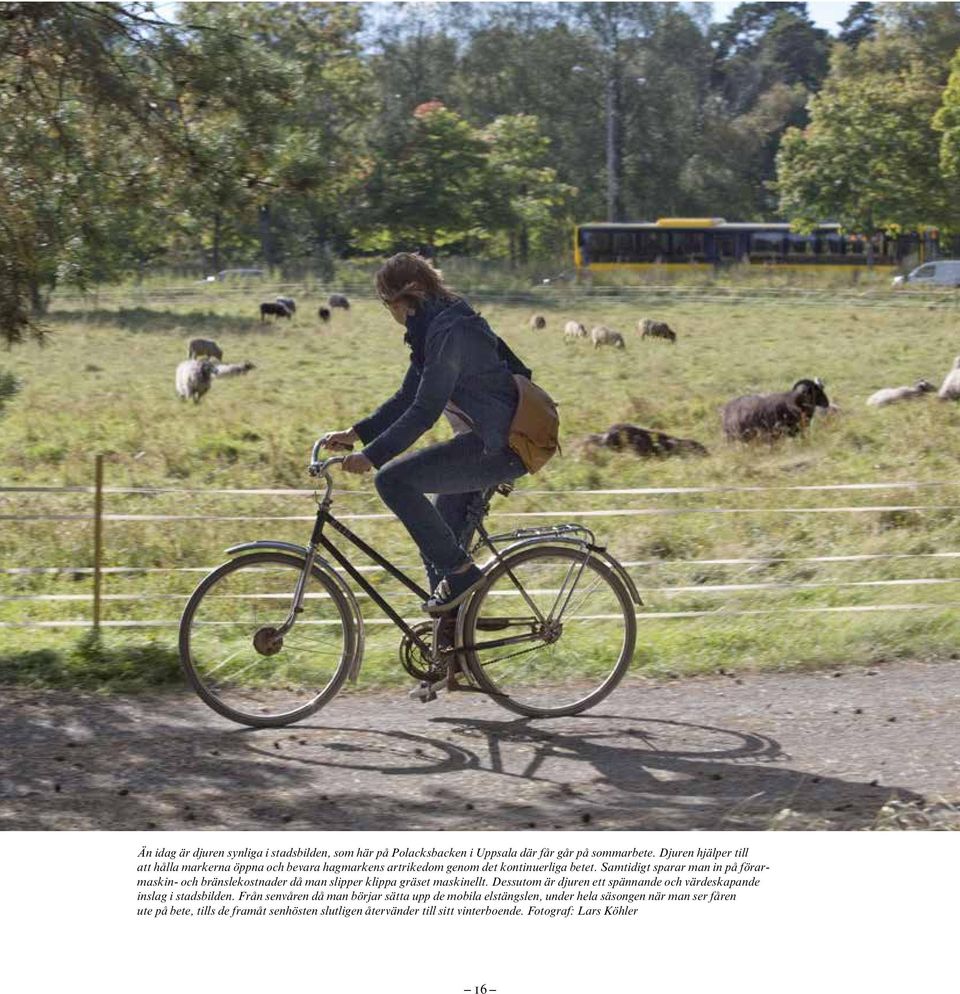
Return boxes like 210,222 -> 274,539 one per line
892,259 -> 960,287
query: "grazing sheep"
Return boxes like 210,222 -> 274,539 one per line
318,305 -> 331,323
187,338 -> 222,361
722,378 -> 830,442
866,380 -> 935,407
529,314 -> 546,330
260,301 -> 292,322
213,361 -> 255,378
175,359 -> 216,403
938,356 -> 960,400
328,294 -> 350,310
564,320 -> 587,340
638,318 -> 676,342
591,325 -> 625,350
275,295 -> 296,314
587,423 -> 707,458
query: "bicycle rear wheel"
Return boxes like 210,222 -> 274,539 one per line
179,552 -> 356,727
460,544 -> 636,717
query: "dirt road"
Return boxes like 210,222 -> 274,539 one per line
2,660 -> 959,831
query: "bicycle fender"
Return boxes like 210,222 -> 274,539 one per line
588,545 -> 644,607
224,541 -> 366,682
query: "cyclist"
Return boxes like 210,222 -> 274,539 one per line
320,252 -> 532,619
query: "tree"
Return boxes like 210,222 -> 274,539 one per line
363,102 -> 491,252
0,2 -> 200,341
934,46 -> 960,195
574,2 -> 662,221
481,114 -> 576,263
838,2 -> 878,48
776,34 -> 950,255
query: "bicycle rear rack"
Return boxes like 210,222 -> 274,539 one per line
474,522 -> 596,552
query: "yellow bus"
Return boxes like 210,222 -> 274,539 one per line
573,218 -> 941,273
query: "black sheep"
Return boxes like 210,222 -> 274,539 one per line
260,301 -> 292,322
722,378 -> 830,442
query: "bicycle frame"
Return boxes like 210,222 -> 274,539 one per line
226,450 -> 642,679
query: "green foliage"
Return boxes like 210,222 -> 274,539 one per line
776,32 -> 951,233
935,46 -> 960,183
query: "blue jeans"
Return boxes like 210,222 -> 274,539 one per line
374,432 -> 527,592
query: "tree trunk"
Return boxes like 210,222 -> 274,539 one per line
258,203 -> 273,270
28,279 -> 48,316
518,224 -> 529,265
605,63 -> 623,222
212,211 -> 222,274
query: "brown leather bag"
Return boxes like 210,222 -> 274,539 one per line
508,375 -> 560,474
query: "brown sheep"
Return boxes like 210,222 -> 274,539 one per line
638,318 -> 676,342
529,314 -> 547,330
586,423 -> 707,458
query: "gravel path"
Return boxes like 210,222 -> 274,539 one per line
3,660 -> 959,831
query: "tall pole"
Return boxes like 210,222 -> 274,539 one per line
93,454 -> 103,634
605,61 -> 623,222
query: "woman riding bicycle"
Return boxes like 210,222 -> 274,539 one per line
320,253 -> 532,615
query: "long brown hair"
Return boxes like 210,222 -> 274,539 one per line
375,253 -> 458,310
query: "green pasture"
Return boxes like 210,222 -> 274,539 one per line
3,279 -> 960,692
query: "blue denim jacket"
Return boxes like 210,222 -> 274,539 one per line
353,298 -> 519,469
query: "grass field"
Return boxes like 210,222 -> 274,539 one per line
3,275 -> 960,692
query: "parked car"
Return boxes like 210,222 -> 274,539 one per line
892,259 -> 960,287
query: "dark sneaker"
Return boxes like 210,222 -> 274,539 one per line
423,564 -> 485,614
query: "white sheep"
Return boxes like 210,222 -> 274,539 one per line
564,320 -> 587,340
175,359 -> 216,403
213,361 -> 256,378
866,380 -> 935,407
188,338 -> 222,361
590,325 -> 625,349
938,356 -> 960,400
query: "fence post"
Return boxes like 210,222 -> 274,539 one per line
93,454 -> 104,633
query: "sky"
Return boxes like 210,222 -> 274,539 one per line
709,0 -> 856,32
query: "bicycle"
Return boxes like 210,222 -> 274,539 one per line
178,439 -> 641,727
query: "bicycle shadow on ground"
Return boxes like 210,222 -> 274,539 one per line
0,689 -> 481,830
0,689 -> 927,831
426,713 -> 923,830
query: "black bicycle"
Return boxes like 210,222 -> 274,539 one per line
178,439 -> 641,727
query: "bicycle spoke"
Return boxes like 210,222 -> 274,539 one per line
181,553 -> 354,727
462,546 -> 635,717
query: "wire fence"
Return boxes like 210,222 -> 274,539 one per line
3,459 -> 960,633
47,279 -> 960,313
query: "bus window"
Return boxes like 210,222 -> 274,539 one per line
669,231 -> 705,260
612,231 -> 636,260
750,232 -> 785,258
824,235 -> 845,257
638,230 -> 667,261
582,230 -> 611,262
787,235 -> 812,256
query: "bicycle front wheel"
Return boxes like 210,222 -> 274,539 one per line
460,544 -> 636,717
179,552 -> 357,727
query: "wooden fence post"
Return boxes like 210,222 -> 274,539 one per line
93,454 -> 104,633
